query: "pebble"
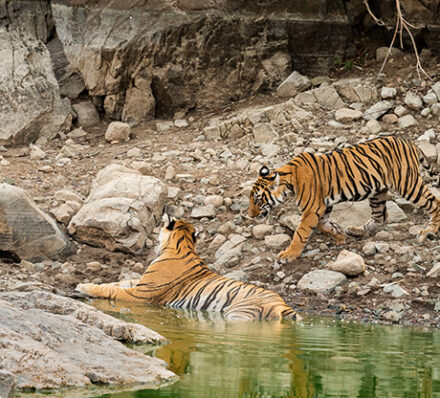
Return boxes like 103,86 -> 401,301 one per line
252,224 -> 274,239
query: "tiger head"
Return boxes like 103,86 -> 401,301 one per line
249,165 -> 284,219
159,216 -> 198,254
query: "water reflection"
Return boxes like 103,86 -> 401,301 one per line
92,300 -> 440,398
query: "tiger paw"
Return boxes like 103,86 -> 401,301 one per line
75,283 -> 94,295
276,249 -> 300,263
345,225 -> 367,238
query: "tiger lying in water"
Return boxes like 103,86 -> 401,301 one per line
76,218 -> 299,321
249,136 -> 440,262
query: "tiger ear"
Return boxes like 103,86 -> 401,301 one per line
270,172 -> 280,189
165,214 -> 175,230
259,165 -> 270,177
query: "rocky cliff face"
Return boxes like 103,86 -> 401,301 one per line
1,0 -> 440,145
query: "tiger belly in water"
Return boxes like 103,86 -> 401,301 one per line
249,136 -> 440,262
76,218 -> 300,321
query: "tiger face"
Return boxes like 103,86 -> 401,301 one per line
249,166 -> 282,219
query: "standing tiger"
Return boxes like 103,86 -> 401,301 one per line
76,218 -> 299,321
249,136 -> 440,262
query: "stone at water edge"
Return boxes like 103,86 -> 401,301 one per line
0,183 -> 76,262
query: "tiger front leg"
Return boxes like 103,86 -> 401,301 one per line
277,211 -> 321,262
76,281 -> 144,302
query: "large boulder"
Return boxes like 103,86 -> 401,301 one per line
0,184 -> 76,262
0,370 -> 15,398
68,164 -> 168,253
0,1 -> 71,146
52,0 -> 353,120
0,290 -> 175,391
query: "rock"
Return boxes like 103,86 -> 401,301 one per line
362,241 -> 377,256
365,119 -> 382,134
296,86 -> 345,110
72,101 -> 100,128
252,224 -> 275,239
204,195 -> 223,208
394,105 -> 409,117
0,3 -> 71,146
0,370 -> 15,398
276,71 -> 311,98
376,47 -> 403,62
174,119 -> 189,128
380,87 -> 397,99
50,203 -> 76,225
363,101 -> 393,120
334,108 -> 363,123
29,145 -> 46,160
432,82 -> 440,101
264,234 -> 291,249
52,2 -> 352,118
383,283 -> 409,298
105,122 -> 131,142
423,92 -> 438,105
54,189 -> 84,204
253,123 -> 278,145
126,148 -> 143,158
397,114 -> 418,129
427,263 -> 440,278
67,127 -> 87,139
297,270 -> 346,293
383,310 -> 401,322
0,291 -> 174,391
386,201 -> 408,222
190,205 -> 216,219
381,114 -> 398,124
223,270 -> 248,282
331,201 -> 371,229
122,84 -> 155,125
0,184 -> 75,262
326,249 -> 366,276
214,235 -> 246,266
404,92 -> 423,110
332,78 -> 377,104
68,164 -> 167,254
131,161 -> 154,176
261,143 -> 281,157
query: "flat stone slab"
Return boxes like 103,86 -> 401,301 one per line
0,290 -> 176,392
297,269 -> 347,293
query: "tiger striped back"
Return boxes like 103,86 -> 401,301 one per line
77,219 -> 299,321
249,136 -> 440,262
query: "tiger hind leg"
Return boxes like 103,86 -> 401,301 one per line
346,190 -> 388,238
402,178 -> 440,241
317,207 -> 346,245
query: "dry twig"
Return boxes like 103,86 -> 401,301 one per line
363,0 -> 431,80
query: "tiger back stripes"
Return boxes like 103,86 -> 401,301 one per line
76,219 -> 299,321
249,136 -> 440,262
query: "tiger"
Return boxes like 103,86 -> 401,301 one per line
76,218 -> 299,321
249,136 -> 440,262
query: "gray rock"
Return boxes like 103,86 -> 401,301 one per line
397,114 -> 418,129
0,291 -> 174,391
252,224 -> 274,239
365,119 -> 382,134
383,310 -> 401,322
306,86 -> 345,110
363,101 -> 393,120
297,269 -> 346,293
0,184 -> 75,262
394,105 -> 409,117
432,82 -> 440,101
72,101 -> 100,128
386,201 -> 408,222
50,203 -> 76,225
423,92 -> 438,105
215,235 -> 246,261
326,249 -> 366,276
383,283 -> 409,298
260,143 -> 281,157
380,87 -> 397,99
417,141 -> 438,161
0,370 -> 15,398
277,71 -> 311,98
404,91 -> 423,110
68,164 -> 167,254
253,123 -> 278,145
174,119 -> 189,128
264,234 -> 291,249
0,3 -> 71,146
105,121 -> 131,142
376,47 -> 403,62
427,263 -> 440,278
334,108 -> 363,123
223,270 -> 249,282
332,78 -> 377,104
29,145 -> 46,160
331,201 -> 371,229
190,205 -> 216,219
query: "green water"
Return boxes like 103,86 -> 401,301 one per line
91,300 -> 440,398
